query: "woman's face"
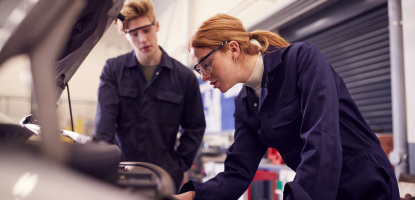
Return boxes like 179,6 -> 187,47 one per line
190,45 -> 240,93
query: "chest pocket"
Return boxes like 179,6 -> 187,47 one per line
119,87 -> 139,98
269,95 -> 302,129
156,91 -> 183,122
117,87 -> 139,122
156,91 -> 183,104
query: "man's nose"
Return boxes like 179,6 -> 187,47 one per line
137,32 -> 146,42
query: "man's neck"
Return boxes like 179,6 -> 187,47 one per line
135,46 -> 163,66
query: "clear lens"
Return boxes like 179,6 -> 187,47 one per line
195,64 -> 202,75
195,60 -> 212,75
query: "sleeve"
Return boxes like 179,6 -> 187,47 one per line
283,42 -> 342,200
180,110 -> 268,200
93,60 -> 120,144
173,72 -> 206,172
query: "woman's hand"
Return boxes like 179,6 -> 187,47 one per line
172,191 -> 195,200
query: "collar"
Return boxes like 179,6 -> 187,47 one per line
244,53 -> 264,97
240,46 -> 284,99
124,46 -> 172,69
240,85 -> 248,99
262,46 -> 283,73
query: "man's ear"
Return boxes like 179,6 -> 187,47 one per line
121,32 -> 129,42
155,20 -> 160,32
114,19 -> 129,42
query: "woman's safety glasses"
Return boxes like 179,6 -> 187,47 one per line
193,41 -> 230,75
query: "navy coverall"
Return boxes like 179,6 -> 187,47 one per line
180,42 -> 399,199
94,47 -> 206,190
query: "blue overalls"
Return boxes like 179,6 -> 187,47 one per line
94,47 -> 206,191
180,42 -> 399,200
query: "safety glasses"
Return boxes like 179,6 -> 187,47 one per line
124,22 -> 156,40
193,41 -> 230,75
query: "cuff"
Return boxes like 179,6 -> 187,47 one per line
179,180 -> 195,194
283,182 -> 312,200
173,153 -> 190,173
179,180 -> 206,200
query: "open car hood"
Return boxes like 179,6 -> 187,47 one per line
0,0 -> 123,101
0,0 -> 125,164
0,2 -> 178,199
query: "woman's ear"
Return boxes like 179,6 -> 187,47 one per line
228,41 -> 240,60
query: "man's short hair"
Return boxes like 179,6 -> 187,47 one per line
117,0 -> 156,32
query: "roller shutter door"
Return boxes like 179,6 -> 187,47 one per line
280,4 -> 392,133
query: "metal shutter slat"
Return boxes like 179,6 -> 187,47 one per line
281,4 -> 391,132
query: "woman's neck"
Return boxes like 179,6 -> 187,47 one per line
238,53 -> 259,83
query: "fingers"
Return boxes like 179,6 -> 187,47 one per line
172,191 -> 195,200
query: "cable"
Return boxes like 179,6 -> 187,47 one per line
65,80 -> 74,132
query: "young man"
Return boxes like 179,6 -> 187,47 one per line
94,0 -> 206,192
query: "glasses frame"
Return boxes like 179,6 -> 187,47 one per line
193,41 -> 230,75
124,22 -> 156,34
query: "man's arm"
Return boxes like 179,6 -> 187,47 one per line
174,72 -> 206,172
94,60 -> 120,144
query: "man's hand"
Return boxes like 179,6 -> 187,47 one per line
172,191 -> 195,200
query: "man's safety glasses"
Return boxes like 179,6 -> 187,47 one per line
124,22 -> 155,40
194,41 -> 230,75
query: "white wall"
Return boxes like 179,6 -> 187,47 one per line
0,54 -> 31,97
60,32 -> 131,102
0,54 -> 31,123
154,0 -> 294,66
402,0 -> 415,143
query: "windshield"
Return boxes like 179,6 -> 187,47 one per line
0,0 -> 38,50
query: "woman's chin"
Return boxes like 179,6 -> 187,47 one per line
218,86 -> 230,93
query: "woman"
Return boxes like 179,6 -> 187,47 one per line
174,13 -> 399,200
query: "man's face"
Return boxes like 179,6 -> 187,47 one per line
123,16 -> 159,59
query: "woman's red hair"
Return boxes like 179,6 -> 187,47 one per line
189,13 -> 290,56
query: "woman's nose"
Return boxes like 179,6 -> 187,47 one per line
201,73 -> 210,82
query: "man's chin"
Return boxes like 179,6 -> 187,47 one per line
140,49 -> 152,54
137,50 -> 153,58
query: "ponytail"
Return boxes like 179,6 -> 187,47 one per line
249,30 -> 290,54
190,13 -> 290,57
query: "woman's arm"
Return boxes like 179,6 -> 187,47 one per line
284,42 -> 342,200
179,110 -> 268,200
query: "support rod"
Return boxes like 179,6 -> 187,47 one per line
388,0 -> 408,178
